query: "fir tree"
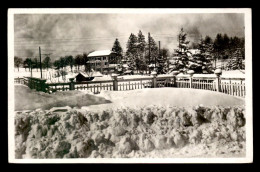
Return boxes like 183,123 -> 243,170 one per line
136,30 -> 147,72
157,48 -> 170,74
112,38 -> 123,63
126,33 -> 138,70
177,28 -> 190,53
170,28 -> 190,73
188,37 -> 214,73
148,35 -> 159,64
225,48 -> 245,70
137,30 -> 146,53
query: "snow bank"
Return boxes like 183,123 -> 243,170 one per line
15,105 -> 246,158
15,85 -> 112,111
89,88 -> 245,111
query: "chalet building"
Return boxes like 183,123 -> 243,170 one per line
87,50 -> 119,74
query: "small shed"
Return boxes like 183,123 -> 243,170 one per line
75,72 -> 94,82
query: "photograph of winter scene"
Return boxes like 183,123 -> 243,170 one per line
8,9 -> 253,163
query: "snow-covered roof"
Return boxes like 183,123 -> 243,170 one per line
76,71 -> 103,77
76,72 -> 92,78
88,50 -> 115,57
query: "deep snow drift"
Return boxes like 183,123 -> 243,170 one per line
14,85 -> 246,158
86,88 -> 245,111
15,105 -> 245,158
15,85 -> 111,111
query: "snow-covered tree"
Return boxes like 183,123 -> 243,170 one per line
112,38 -> 123,63
178,28 -> 190,53
225,48 -> 245,70
147,35 -> 159,64
156,48 -> 170,74
188,37 -> 214,73
137,30 -> 146,53
136,30 -> 147,72
169,28 -> 190,73
126,33 -> 138,70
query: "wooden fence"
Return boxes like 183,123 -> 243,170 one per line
14,74 -> 246,97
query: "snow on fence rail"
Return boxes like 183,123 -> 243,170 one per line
14,73 -> 246,97
219,79 -> 246,97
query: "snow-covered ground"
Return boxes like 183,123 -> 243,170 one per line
84,88 -> 244,111
14,85 -> 245,159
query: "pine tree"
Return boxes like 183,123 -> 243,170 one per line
177,28 -> 190,53
126,33 -> 138,70
170,28 -> 190,73
112,38 -> 123,63
136,30 -> 147,72
213,33 -> 224,67
148,35 -> 159,65
137,30 -> 146,53
188,37 -> 214,73
225,48 -> 245,70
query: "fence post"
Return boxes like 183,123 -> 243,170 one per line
112,74 -> 118,91
214,69 -> 222,92
40,79 -> 47,92
36,79 -> 40,91
151,71 -> 157,88
69,78 -> 75,90
172,71 -> 179,87
28,77 -> 32,89
187,70 -> 195,88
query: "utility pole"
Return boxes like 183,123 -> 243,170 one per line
39,46 -> 42,79
148,32 -> 151,74
156,41 -> 160,68
30,58 -> 32,77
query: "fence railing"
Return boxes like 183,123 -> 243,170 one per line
14,72 -> 246,97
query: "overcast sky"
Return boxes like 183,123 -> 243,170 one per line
14,13 -> 244,60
